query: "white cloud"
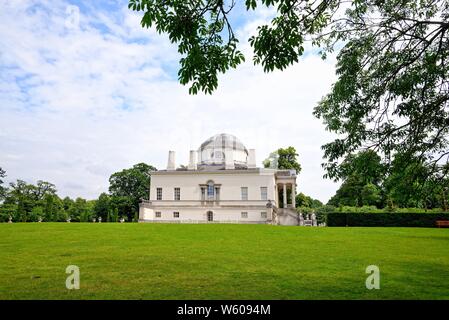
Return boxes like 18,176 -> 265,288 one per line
0,0 -> 340,202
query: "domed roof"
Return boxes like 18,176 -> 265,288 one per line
198,133 -> 248,168
199,133 -> 248,153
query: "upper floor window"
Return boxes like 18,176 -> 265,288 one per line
241,212 -> 248,218
174,188 -> 180,201
156,188 -> 162,200
155,212 -> 161,218
207,181 -> 215,199
173,212 -> 180,218
260,187 -> 268,200
241,187 -> 248,200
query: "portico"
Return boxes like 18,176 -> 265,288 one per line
275,172 -> 297,209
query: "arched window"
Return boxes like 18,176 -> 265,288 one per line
207,181 -> 215,199
207,211 -> 213,222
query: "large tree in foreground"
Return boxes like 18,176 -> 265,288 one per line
129,0 -> 449,182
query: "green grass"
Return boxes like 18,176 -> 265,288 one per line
1,223 -> 449,299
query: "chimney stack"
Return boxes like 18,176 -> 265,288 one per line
167,150 -> 175,170
188,150 -> 197,170
248,149 -> 256,169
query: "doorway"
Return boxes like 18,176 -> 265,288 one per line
207,211 -> 213,222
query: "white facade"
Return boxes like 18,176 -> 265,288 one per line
139,134 -> 299,225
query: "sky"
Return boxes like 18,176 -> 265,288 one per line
0,0 -> 340,202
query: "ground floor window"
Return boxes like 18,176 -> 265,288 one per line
261,212 -> 267,219
241,212 -> 248,218
173,212 -> 179,218
207,211 -> 213,221
155,211 -> 161,218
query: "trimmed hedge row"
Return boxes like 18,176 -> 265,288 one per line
326,212 -> 449,227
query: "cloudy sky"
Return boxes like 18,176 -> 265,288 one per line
0,0 -> 340,202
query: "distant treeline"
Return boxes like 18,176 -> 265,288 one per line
0,164 -> 156,223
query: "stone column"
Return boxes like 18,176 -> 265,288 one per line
291,182 -> 296,208
283,183 -> 287,209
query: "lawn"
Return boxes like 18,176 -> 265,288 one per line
0,223 -> 448,299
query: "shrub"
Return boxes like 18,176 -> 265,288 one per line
327,212 -> 449,227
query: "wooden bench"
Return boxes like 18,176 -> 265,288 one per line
436,220 -> 449,228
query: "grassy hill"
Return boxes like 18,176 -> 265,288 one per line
1,223 -> 448,299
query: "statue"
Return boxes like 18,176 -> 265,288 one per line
8,216 -> 12,223
299,212 -> 304,226
92,218 -> 96,223
311,212 -> 317,226
98,217 -> 102,223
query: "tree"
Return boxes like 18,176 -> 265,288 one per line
94,193 -> 110,221
0,167 -> 6,200
327,150 -> 385,207
6,180 -> 38,221
263,147 -> 301,174
296,192 -> 323,208
361,183 -> 381,207
332,150 -> 385,185
328,175 -> 365,207
130,0 -> 449,183
43,194 -> 62,222
108,163 -> 156,218
383,153 -> 445,209
110,196 -> 135,222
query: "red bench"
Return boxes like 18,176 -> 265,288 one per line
436,220 -> 449,228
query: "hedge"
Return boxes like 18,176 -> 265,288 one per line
326,212 -> 449,227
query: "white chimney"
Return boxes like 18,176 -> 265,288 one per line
225,148 -> 235,170
188,150 -> 197,170
248,149 -> 256,169
167,150 -> 175,170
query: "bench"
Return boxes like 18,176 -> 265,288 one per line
436,220 -> 449,228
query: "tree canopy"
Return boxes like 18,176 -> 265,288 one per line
108,163 -> 157,221
263,146 -> 302,174
0,167 -> 6,200
327,150 -> 449,209
130,0 -> 449,184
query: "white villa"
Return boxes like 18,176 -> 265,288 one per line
139,133 -> 300,225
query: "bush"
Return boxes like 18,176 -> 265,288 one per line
327,212 -> 449,227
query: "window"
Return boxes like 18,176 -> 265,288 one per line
207,181 -> 215,199
260,187 -> 268,200
155,212 -> 161,218
174,188 -> 180,201
261,212 -> 267,219
173,212 -> 179,218
241,212 -> 248,218
156,188 -> 162,200
241,187 -> 248,200
207,211 -> 213,221
212,151 -> 224,160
